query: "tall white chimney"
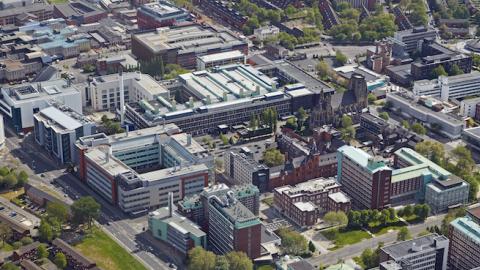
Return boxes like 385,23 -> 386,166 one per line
168,192 -> 173,217
119,70 -> 125,125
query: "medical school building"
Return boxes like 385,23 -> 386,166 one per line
75,123 -> 213,214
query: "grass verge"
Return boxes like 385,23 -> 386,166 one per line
74,227 -> 148,270
321,227 -> 371,249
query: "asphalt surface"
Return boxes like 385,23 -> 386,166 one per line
3,128 -> 171,270
307,214 -> 445,267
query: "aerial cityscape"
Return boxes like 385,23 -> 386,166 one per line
0,0 -> 479,269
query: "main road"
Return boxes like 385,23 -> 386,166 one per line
307,214 -> 445,267
3,128 -> 171,270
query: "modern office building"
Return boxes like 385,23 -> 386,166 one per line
425,177 -> 469,214
379,233 -> 449,270
76,124 -> 212,214
337,145 -> 392,209
131,24 -> 248,68
386,91 -> 465,139
459,97 -> 480,118
148,193 -> 206,256
411,41 -> 472,81
178,184 -> 262,258
0,79 -> 83,132
137,1 -> 192,30
125,64 -> 293,135
393,147 -> 469,211
273,177 -> 350,228
462,126 -> 480,152
223,149 -> 270,192
413,71 -> 480,102
196,51 -> 245,70
33,104 -> 96,164
394,27 -> 437,53
86,72 -> 170,111
448,206 -> 480,270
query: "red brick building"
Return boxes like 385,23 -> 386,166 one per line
273,177 -> 351,228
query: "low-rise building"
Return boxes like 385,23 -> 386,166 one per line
459,97 -> 480,118
0,3 -> 52,26
34,104 -> 95,164
273,177 -> 350,228
196,51 -> 245,70
137,0 -> 191,30
379,233 -> 449,270
386,91 -> 465,139
148,193 -> 206,256
462,126 -> 480,152
53,1 -> 107,25
425,177 -> 469,214
51,238 -> 97,270
394,27 -> 437,53
253,25 -> 280,41
131,24 -> 248,68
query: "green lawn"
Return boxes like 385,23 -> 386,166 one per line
1,242 -> 14,252
74,228 -> 148,270
369,220 -> 407,235
257,264 -> 275,270
321,227 -> 372,249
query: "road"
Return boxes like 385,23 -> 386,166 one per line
307,214 -> 445,267
3,128 -> 172,270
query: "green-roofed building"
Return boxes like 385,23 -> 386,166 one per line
393,148 -> 469,213
337,145 -> 393,209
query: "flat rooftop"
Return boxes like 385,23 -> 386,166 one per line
381,234 -> 448,259
92,72 -> 169,97
1,79 -> 79,104
338,145 -> 391,173
149,208 -> 205,237
133,24 -> 246,54
35,106 -> 91,132
197,50 -> 245,63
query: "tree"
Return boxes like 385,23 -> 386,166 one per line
71,197 -> 100,228
215,256 -> 230,270
0,223 -> 12,246
403,205 -> 414,217
16,171 -> 28,188
347,211 -> 362,228
37,244 -> 49,259
277,228 -> 308,255
249,115 -> 259,130
46,202 -> 69,225
360,248 -> 378,269
401,120 -> 410,129
297,107 -> 308,130
414,204 -> 430,221
225,251 -> 253,270
449,64 -> 464,76
452,146 -> 475,175
39,219 -> 53,242
397,227 -> 412,241
411,122 -> 426,135
335,50 -> 348,65
341,126 -> 356,144
323,211 -> 348,226
54,252 -> 67,269
263,148 -> 285,167
285,117 -> 298,130
219,133 -> 229,146
1,263 -> 19,270
378,112 -> 389,120
431,65 -> 448,78
308,240 -> 316,253
367,93 -> 377,104
20,236 -> 33,246
316,61 -> 330,78
415,141 -> 445,165
188,247 -> 216,270
341,115 -> 353,128
3,173 -> 17,189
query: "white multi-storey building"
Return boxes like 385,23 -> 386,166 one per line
413,71 -> 480,102
76,124 -> 213,214
87,72 -> 170,111
0,114 -> 4,149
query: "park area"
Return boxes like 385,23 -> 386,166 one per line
74,228 -> 148,270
